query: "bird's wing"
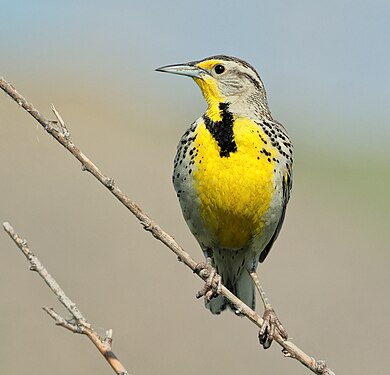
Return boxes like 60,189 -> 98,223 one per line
259,164 -> 292,263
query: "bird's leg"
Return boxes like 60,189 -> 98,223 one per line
194,251 -> 221,301
249,270 -> 288,349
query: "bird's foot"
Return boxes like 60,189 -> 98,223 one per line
258,306 -> 288,349
194,262 -> 222,301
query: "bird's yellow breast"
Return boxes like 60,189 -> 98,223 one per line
193,117 -> 276,249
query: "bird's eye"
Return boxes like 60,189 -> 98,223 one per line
214,64 -> 225,74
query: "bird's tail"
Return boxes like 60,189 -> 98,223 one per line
206,269 -> 255,314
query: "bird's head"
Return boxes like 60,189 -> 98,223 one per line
156,55 -> 271,120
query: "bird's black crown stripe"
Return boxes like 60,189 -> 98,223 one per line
204,103 -> 237,157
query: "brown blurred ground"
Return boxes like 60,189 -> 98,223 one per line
0,71 -> 389,375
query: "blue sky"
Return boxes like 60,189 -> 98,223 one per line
1,0 -> 389,158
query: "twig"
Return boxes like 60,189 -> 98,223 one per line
2,222 -> 129,375
0,77 -> 335,375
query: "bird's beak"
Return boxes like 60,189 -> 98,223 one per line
155,62 -> 208,78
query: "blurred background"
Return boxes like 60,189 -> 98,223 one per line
1,1 -> 389,374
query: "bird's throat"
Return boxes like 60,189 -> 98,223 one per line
193,76 -> 237,157
194,76 -> 224,120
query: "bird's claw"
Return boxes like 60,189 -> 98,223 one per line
258,307 -> 288,349
194,262 -> 222,301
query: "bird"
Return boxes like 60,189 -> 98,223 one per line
156,55 -> 292,348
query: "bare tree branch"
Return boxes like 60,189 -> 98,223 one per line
0,77 -> 335,375
2,222 -> 129,375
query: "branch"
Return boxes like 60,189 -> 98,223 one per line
0,77 -> 335,375
2,222 -> 129,375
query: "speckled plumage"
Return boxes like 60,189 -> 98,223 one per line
161,55 -> 293,314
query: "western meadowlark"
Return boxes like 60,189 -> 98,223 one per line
156,55 -> 292,348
